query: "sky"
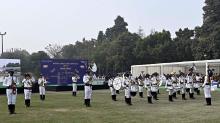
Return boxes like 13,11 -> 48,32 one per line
0,0 -> 205,53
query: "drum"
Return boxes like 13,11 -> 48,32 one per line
130,84 -> 138,97
113,77 -> 123,90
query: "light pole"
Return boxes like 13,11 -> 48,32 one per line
0,32 -> 6,54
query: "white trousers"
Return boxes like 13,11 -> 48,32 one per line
110,87 -> 116,95
204,85 -> 211,98
39,86 -> 46,95
6,89 -> 17,105
84,86 -> 92,99
138,86 -> 144,92
72,83 -> 77,92
24,89 -> 32,100
146,87 -> 151,96
124,87 -> 131,98
168,89 -> 173,95
181,87 -> 186,94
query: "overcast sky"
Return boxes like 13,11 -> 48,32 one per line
0,0 -> 205,53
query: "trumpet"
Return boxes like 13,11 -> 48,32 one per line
11,78 -> 17,95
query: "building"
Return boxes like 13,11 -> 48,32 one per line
131,59 -> 220,77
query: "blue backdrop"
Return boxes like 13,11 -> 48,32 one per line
40,59 -> 88,85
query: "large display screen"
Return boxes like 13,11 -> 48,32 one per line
0,59 -> 21,88
40,59 -> 88,85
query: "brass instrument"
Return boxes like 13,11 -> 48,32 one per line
11,77 -> 17,95
40,79 -> 45,86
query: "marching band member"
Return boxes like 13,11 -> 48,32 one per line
38,74 -> 47,101
171,73 -> 178,99
202,75 -> 212,105
151,73 -> 159,100
159,74 -> 167,93
22,73 -> 33,107
138,75 -> 144,98
178,73 -> 187,100
108,75 -> 117,101
165,75 -> 174,102
144,74 -> 152,104
130,76 -> 138,97
186,72 -> 195,99
194,73 -> 202,95
83,71 -> 93,107
3,71 -> 17,114
202,66 -> 213,105
123,73 -> 132,105
72,73 -> 80,96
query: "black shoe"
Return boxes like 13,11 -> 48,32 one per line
11,105 -> 15,114
173,93 -> 177,99
182,94 -> 187,100
113,95 -> 117,101
139,92 -> 143,98
27,100 -> 30,107
87,99 -> 91,107
128,98 -> 132,105
208,98 -> 212,105
84,99 -> 86,105
40,95 -> 43,100
148,97 -> 153,104
8,105 -> 13,114
190,93 -> 195,99
25,100 -> 28,107
43,95 -> 45,100
111,95 -> 114,101
155,94 -> 159,100
169,95 -> 173,102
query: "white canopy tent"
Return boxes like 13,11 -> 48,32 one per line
131,59 -> 220,77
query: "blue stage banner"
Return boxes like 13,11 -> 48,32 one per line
40,59 -> 88,85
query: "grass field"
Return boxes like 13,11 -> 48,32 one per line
0,89 -> 220,123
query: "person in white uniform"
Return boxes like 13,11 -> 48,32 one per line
194,73 -> 202,95
202,75 -> 212,105
72,73 -> 80,96
22,73 -> 33,107
186,72 -> 195,99
3,71 -> 17,114
108,74 -> 117,101
83,71 -> 93,107
138,75 -> 144,98
38,74 -> 47,101
151,73 -> 159,100
165,75 -> 174,102
178,73 -> 187,100
171,73 -> 178,99
144,74 -> 152,104
123,73 -> 132,105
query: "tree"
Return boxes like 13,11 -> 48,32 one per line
97,31 -> 105,43
194,0 -> 220,59
105,16 -> 128,41
174,28 -> 195,61
137,26 -> 145,38
45,44 -> 62,58
29,51 -> 50,76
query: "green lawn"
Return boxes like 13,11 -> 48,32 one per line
0,89 -> 220,123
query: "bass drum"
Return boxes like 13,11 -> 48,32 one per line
113,77 -> 123,90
